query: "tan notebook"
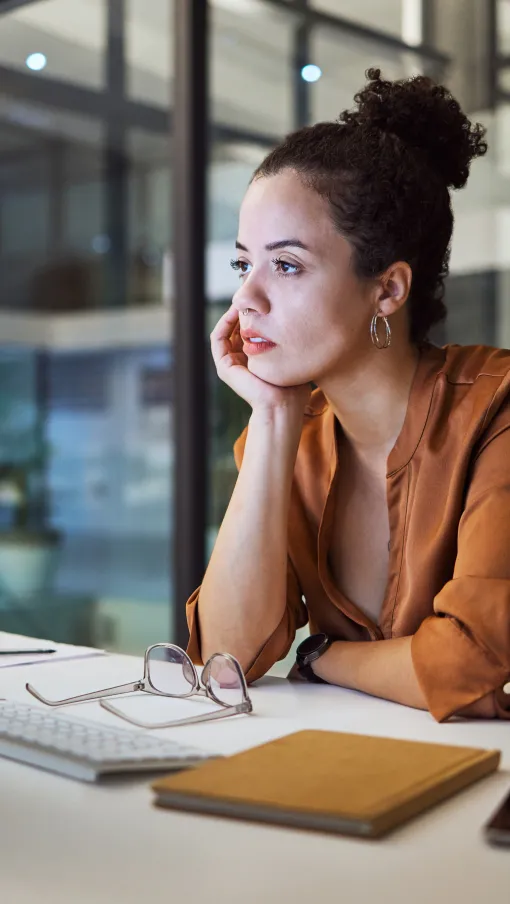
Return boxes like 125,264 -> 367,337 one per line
152,730 -> 500,838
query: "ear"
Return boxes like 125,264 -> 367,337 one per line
373,261 -> 412,317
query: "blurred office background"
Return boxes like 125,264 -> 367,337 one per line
0,0 -> 508,665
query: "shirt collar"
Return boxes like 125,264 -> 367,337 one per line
386,342 -> 446,475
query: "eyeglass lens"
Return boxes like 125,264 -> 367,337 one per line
147,646 -> 196,695
202,654 -> 244,707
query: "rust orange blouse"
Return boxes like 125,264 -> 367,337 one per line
186,343 -> 510,722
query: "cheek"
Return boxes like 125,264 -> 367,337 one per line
285,289 -> 353,346
246,320 -> 344,386
272,279 -> 353,353
246,274 -> 367,383
296,268 -> 358,321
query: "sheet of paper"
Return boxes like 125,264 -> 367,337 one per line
0,631 -> 106,669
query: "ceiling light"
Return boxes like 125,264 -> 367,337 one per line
26,53 -> 47,72
91,235 -> 110,254
301,64 -> 322,83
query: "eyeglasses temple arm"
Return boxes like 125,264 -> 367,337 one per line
25,680 -> 144,707
99,698 -> 252,728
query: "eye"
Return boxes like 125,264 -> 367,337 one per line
230,258 -> 251,278
272,257 -> 301,277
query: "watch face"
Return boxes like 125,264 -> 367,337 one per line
297,633 -> 328,658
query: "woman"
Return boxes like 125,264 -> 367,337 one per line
186,69 -> 510,722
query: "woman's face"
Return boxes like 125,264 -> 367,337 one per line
232,169 -> 375,387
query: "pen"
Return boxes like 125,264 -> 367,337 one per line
0,649 -> 57,655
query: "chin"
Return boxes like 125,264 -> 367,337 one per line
248,358 -> 312,387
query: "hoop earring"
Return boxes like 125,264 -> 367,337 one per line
370,313 -> 391,349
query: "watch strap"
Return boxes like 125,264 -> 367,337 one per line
297,662 -> 328,684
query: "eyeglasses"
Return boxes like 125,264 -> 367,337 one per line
26,643 -> 253,729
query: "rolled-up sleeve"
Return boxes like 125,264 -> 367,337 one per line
412,423 -> 510,721
185,425 -> 308,683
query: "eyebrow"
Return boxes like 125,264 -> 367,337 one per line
235,238 -> 311,253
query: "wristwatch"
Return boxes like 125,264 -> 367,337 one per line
296,633 -> 332,683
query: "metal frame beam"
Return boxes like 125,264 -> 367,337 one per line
262,0 -> 450,67
0,0 -> 37,12
0,63 -> 280,151
172,0 -> 208,647
293,0 -> 310,128
105,0 -> 128,308
488,0 -> 498,109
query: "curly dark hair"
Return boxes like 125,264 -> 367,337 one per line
252,68 -> 488,344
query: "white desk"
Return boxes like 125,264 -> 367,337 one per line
0,642 -> 508,904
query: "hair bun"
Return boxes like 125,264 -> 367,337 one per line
339,67 -> 487,189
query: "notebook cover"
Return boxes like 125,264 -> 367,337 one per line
152,730 -> 500,838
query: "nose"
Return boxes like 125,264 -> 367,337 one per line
233,274 -> 270,318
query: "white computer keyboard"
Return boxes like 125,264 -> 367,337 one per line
0,701 -> 218,782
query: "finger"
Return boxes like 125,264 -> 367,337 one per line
210,305 -> 240,366
216,357 -> 258,397
211,333 -> 231,369
218,352 -> 247,371
211,304 -> 239,342
229,321 -> 244,354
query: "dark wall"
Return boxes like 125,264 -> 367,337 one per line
431,270 -> 497,347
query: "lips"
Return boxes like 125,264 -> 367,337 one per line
240,328 -> 276,345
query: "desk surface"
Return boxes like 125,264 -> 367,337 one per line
0,642 -> 508,904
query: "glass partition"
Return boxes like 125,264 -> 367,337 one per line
0,0 -> 174,654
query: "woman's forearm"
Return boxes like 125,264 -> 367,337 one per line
312,636 -> 496,718
198,406 -> 303,672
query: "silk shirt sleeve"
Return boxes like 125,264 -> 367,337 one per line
411,423 -> 510,721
